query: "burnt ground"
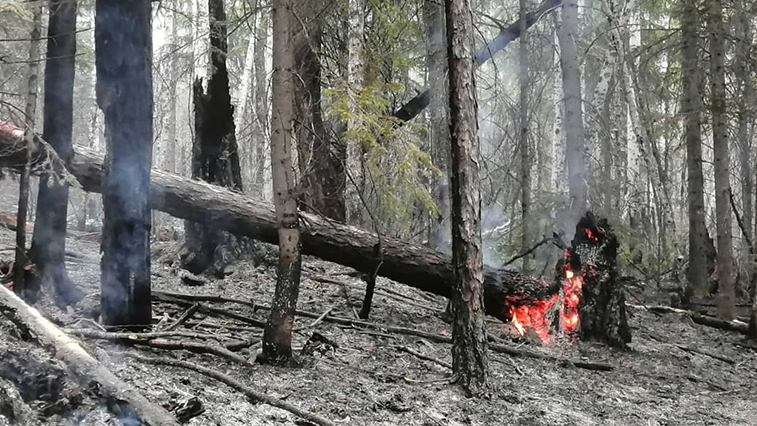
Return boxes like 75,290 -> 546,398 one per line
0,223 -> 756,426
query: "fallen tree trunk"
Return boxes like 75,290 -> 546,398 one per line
0,121 -> 558,322
0,284 -> 180,426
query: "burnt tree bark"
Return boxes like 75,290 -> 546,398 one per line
95,0 -> 153,326
29,0 -> 83,307
182,0 -> 246,277
262,0 -> 302,364
0,122 -> 559,323
565,213 -> 631,348
446,0 -> 489,394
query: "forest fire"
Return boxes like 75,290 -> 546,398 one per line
509,262 -> 585,343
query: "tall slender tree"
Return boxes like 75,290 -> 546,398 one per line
556,0 -> 586,229
262,0 -> 301,364
708,0 -> 735,319
29,0 -> 82,307
13,0 -> 43,300
519,0 -> 532,272
96,0 -> 154,325
446,0 -> 489,395
681,0 -> 707,303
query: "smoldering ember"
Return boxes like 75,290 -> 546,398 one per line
0,0 -> 756,425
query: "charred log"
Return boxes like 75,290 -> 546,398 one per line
0,121 -> 558,322
564,212 -> 631,348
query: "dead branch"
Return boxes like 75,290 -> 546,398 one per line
152,292 -> 266,328
397,346 -> 452,369
629,304 -> 750,334
675,344 -> 736,365
122,352 -> 338,426
68,328 -> 251,365
0,285 -> 180,426
309,275 -> 445,313
163,303 -> 201,331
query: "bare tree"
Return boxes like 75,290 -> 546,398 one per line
445,0 -> 489,395
29,0 -> 82,306
96,0 -> 154,325
262,0 -> 302,364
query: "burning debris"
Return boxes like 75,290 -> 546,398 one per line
507,212 -> 631,348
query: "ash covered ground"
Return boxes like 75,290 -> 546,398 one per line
0,223 -> 756,426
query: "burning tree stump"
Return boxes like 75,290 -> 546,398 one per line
562,212 -> 631,349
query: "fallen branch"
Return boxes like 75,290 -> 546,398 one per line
397,346 -> 452,369
0,285 -> 180,426
152,293 -> 267,328
163,303 -> 201,331
122,352 -> 338,426
68,328 -> 251,365
309,275 -> 444,313
629,304 -> 750,334
675,344 -> 736,365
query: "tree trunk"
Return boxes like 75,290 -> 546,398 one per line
446,0 -> 489,395
680,0 -> 708,304
164,0 -> 180,174
235,0 -> 258,146
28,0 -> 83,307
13,2 -> 43,300
518,0 -> 532,273
182,0 -> 246,277
345,0 -> 366,225
293,0 -> 345,222
95,0 -> 153,326
556,0 -> 587,229
423,0 -> 451,251
262,0 -> 302,364
0,122 -> 560,322
551,27 -> 566,196
708,0 -> 735,320
252,8 -> 269,197
565,213 -> 631,348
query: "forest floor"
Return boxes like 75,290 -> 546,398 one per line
0,223 -> 756,426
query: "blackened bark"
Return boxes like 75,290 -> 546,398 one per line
393,0 -> 561,125
95,0 -> 153,326
182,0 -> 246,277
446,0 -> 489,394
29,0 -> 83,307
567,213 -> 631,349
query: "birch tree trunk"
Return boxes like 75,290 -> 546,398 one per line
446,0 -> 489,395
164,0 -> 180,174
708,0 -> 735,320
29,0 -> 83,306
551,28 -> 566,196
556,0 -> 587,229
252,8 -> 269,198
262,0 -> 302,364
235,1 -> 258,146
518,0 -> 532,272
424,0 -> 451,251
13,1 -> 43,299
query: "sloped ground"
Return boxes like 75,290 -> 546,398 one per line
0,223 -> 756,426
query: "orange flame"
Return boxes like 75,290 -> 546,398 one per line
508,294 -> 558,343
560,265 -> 584,334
